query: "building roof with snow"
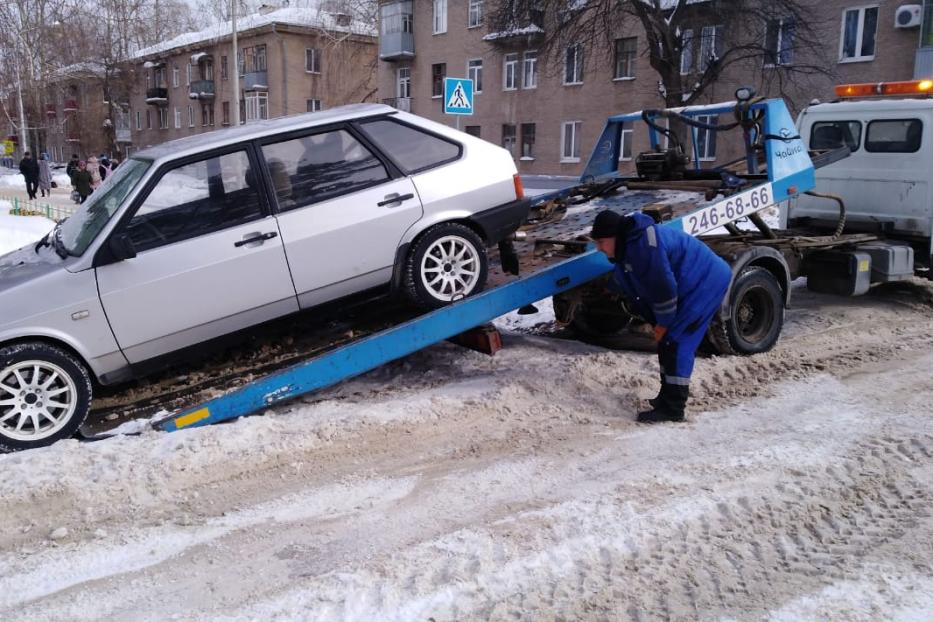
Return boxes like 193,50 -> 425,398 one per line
130,6 -> 376,61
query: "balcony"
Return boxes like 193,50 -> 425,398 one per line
379,1 -> 414,61
146,87 -> 168,105
116,128 -> 132,143
381,97 -> 411,112
244,71 -> 268,91
46,104 -> 57,117
915,47 -> 933,79
189,79 -> 215,100
66,133 -> 81,143
482,22 -> 545,45
63,99 -> 78,112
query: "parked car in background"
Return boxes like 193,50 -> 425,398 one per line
0,104 -> 529,451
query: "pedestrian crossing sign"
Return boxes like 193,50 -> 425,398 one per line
444,78 -> 474,115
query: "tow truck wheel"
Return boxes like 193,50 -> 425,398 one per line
405,223 -> 488,309
708,267 -> 784,356
0,342 -> 92,453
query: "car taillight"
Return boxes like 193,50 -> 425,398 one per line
513,174 -> 525,200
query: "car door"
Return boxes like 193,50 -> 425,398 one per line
95,146 -> 299,364
260,125 -> 423,308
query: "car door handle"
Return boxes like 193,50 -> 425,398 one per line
377,192 -> 415,207
234,231 -> 278,247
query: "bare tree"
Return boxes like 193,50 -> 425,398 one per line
489,0 -> 834,111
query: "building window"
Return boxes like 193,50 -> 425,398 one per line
681,29 -> 694,74
465,125 -> 481,137
397,67 -> 411,98
245,91 -> 268,121
619,123 -> 633,161
523,51 -> 538,88
699,25 -> 724,70
202,61 -> 214,81
614,37 -> 637,79
433,0 -> 447,34
307,99 -> 322,112
135,110 -> 141,130
468,0 -> 483,27
241,45 -> 267,73
503,53 -> 518,90
201,103 -> 214,126
502,124 -> 516,156
174,107 -> 181,129
172,65 -> 179,87
146,109 -> 151,130
561,121 -> 582,162
564,44 -> 584,85
695,115 -> 717,161
520,123 -> 535,159
305,48 -> 321,73
222,101 -> 230,125
239,98 -> 246,124
159,107 -> 169,130
221,55 -> 228,80
467,59 -> 483,93
186,64 -> 191,85
765,18 -> 796,66
841,6 -> 878,61
432,63 -> 446,97
188,104 -> 194,128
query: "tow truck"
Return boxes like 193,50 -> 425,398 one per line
76,83 -> 933,443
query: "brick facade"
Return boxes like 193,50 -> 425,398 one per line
377,0 -> 919,176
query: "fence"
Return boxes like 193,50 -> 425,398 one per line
1,195 -> 78,222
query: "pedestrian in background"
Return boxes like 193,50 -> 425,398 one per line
87,155 -> 102,190
38,153 -> 52,198
72,160 -> 93,204
18,151 -> 40,200
65,153 -> 80,182
99,157 -> 113,182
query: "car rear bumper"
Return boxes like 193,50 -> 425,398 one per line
471,198 -> 531,245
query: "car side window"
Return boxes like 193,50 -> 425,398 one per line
865,119 -> 922,153
261,129 -> 390,211
125,150 -> 263,252
358,119 -> 461,174
810,121 -> 861,152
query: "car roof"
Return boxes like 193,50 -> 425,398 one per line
133,103 -> 395,164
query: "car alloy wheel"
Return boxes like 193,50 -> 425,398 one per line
0,360 -> 78,442
420,235 -> 482,303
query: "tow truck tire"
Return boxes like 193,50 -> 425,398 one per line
0,342 -> 92,453
708,267 -> 784,356
405,223 -> 488,309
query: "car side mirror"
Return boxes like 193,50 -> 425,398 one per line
108,233 -> 137,261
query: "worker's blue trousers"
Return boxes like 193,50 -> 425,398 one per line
657,280 -> 729,387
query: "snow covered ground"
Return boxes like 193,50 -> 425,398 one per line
0,200 -> 56,255
1,274 -> 933,620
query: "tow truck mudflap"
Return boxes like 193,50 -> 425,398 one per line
152,248 -> 613,433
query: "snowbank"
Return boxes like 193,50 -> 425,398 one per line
0,172 -> 25,189
0,201 -> 56,255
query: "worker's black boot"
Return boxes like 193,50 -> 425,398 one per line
637,384 -> 688,423
648,379 -> 667,409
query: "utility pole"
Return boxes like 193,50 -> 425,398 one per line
231,0 -> 240,125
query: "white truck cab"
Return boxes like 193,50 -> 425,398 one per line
792,79 -> 933,273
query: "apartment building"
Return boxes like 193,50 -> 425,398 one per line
377,1 -> 919,176
129,6 -> 377,151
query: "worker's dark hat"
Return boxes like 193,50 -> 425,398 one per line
591,210 -> 622,239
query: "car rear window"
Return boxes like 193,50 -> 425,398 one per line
865,119 -> 922,153
809,121 -> 861,152
358,119 -> 460,174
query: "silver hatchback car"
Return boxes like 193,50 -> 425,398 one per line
0,104 -> 528,451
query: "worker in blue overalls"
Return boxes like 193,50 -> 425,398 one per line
590,210 -> 732,423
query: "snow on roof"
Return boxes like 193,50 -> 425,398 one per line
51,61 -> 106,80
131,6 -> 375,61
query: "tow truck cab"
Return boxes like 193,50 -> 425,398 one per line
791,79 -> 933,274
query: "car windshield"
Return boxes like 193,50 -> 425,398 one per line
59,158 -> 151,256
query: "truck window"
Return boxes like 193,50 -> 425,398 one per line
865,119 -> 922,153
809,121 -> 861,152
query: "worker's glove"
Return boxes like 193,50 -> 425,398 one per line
653,325 -> 668,343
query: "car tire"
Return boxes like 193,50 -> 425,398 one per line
0,342 -> 92,453
708,267 -> 784,355
405,223 -> 488,309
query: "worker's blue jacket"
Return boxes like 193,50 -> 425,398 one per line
608,212 -> 732,339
